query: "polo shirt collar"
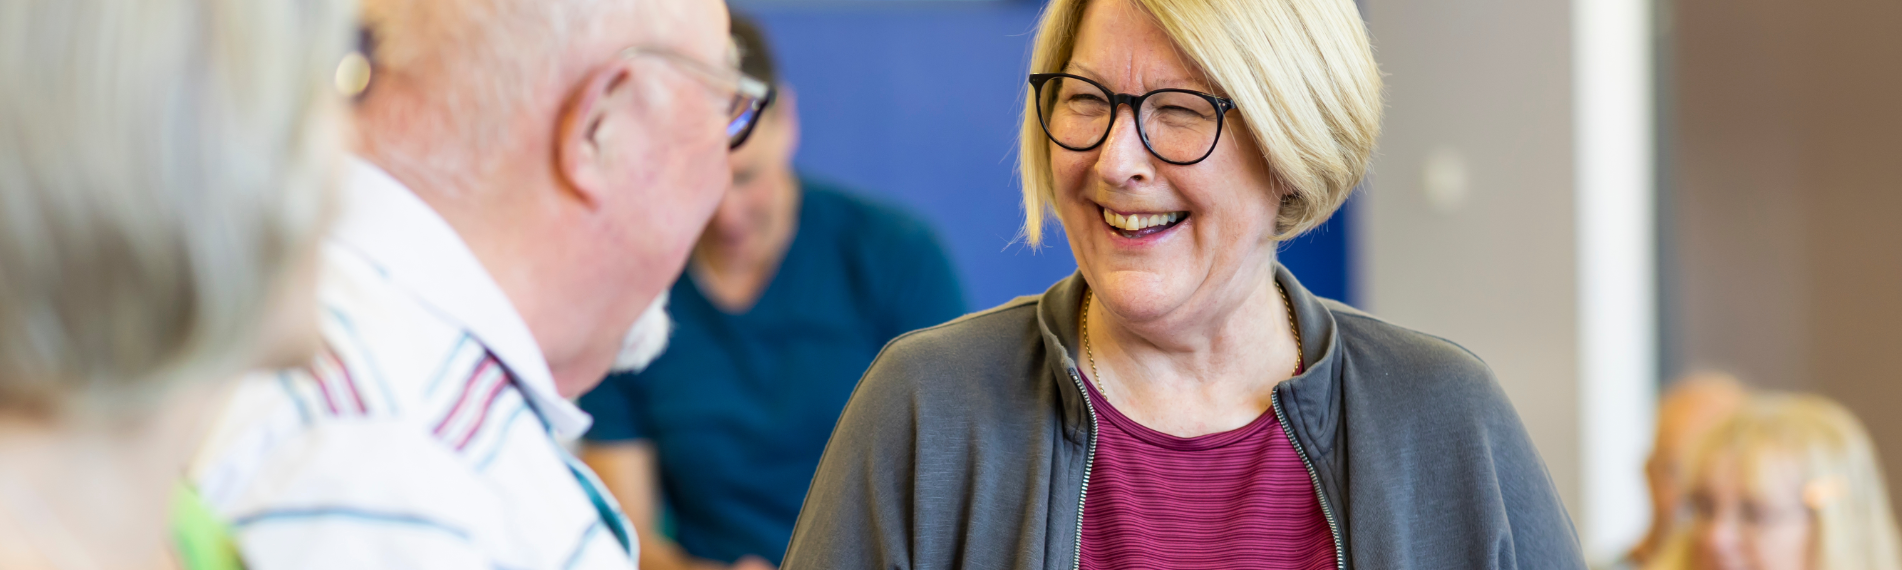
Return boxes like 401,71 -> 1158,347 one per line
330,156 -> 592,440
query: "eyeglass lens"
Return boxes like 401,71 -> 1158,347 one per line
729,99 -> 759,139
1036,76 -> 1223,164
726,88 -> 772,149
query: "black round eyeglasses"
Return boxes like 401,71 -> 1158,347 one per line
1029,73 -> 1237,166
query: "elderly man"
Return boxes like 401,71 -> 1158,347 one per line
189,0 -> 767,567
1622,372 -> 1748,568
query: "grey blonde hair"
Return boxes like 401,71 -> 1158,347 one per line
0,0 -> 352,416
1019,0 -> 1383,244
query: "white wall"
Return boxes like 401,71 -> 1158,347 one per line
1573,0 -> 1657,559
1360,0 -> 1656,563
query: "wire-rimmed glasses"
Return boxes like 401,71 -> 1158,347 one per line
622,47 -> 777,149
1029,73 -> 1236,165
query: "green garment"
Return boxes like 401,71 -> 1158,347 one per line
171,486 -> 242,570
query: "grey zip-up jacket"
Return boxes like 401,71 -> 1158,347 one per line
782,267 -> 1586,569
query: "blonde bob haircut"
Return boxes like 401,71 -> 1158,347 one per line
0,0 -> 352,418
1019,0 -> 1383,245
1649,393 -> 1902,570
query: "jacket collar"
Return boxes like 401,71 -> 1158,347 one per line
1033,264 -> 1344,457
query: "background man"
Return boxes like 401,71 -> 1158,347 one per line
189,0 -> 766,567
578,13 -> 966,570
1623,372 -> 1748,568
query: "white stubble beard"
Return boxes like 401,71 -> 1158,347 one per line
610,291 -> 673,373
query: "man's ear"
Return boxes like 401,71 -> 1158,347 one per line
556,64 -> 638,207
776,86 -> 801,157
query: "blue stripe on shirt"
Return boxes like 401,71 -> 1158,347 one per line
324,304 -> 402,414
561,520 -> 603,570
231,507 -> 473,541
474,401 -> 530,471
276,371 -> 313,425
426,334 -> 472,397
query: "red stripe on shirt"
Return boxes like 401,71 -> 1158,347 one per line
326,350 -> 369,414
454,374 -> 514,451
307,358 -> 342,416
434,355 -> 497,437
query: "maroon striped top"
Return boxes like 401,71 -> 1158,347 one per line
1078,375 -> 1336,569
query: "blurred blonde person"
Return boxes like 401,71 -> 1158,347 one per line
1624,373 -> 1749,567
1648,393 -> 1902,570
0,0 -> 350,568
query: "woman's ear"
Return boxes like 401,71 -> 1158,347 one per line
557,63 -> 639,207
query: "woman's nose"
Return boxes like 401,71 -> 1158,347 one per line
1697,520 -> 1747,570
1092,105 -> 1156,189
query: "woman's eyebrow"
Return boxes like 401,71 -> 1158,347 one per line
1059,61 -> 1211,93
1061,61 -> 1102,80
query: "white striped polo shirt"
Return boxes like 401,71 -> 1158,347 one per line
191,159 -> 636,570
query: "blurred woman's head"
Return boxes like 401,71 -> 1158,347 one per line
0,0 -> 350,564
1682,393 -> 1902,570
1019,0 -> 1380,322
0,0 -> 351,423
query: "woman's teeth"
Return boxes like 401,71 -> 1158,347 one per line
1102,208 -> 1186,232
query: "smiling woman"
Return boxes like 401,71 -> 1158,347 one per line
780,0 -> 1586,569
1017,0 -> 1379,247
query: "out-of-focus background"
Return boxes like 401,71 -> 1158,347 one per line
737,0 -> 1901,564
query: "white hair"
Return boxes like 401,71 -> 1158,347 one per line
358,0 -> 645,189
0,0 -> 353,417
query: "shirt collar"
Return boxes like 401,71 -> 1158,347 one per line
330,157 -> 593,440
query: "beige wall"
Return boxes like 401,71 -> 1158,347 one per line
1669,0 -> 1902,513
1363,0 -> 1663,560
1361,0 -> 1582,533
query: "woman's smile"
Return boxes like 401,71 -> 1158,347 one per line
1098,204 -> 1190,243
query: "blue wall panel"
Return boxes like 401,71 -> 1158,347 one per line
739,0 -> 1355,309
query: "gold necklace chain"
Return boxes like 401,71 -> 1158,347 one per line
1279,280 -> 1305,374
1081,282 -> 1303,400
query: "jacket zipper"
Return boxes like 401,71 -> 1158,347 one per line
1271,389 -> 1346,570
1066,369 -> 1099,570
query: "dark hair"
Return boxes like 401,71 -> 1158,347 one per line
730,11 -> 777,86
